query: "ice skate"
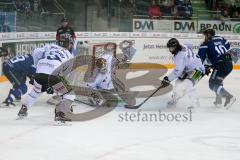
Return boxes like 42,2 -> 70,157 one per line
166,95 -> 177,109
54,111 -> 72,126
213,95 -> 222,108
224,96 -> 236,110
17,105 -> 28,119
166,99 -> 177,108
0,100 -> 15,108
0,89 -> 17,108
187,106 -> 195,112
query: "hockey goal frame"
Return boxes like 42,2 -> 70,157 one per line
91,42 -> 117,74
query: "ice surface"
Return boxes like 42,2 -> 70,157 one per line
0,70 -> 239,160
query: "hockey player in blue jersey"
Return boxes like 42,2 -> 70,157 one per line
1,54 -> 36,107
198,28 -> 236,109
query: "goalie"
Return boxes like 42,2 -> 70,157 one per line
86,52 -> 115,106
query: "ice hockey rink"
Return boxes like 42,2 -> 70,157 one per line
0,70 -> 239,160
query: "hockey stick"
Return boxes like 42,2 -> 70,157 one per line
74,98 -> 96,106
124,83 -> 169,109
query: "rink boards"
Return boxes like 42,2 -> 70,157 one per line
1,32 -> 240,82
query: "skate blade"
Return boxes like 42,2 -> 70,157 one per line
53,121 -> 72,126
225,98 -> 236,110
0,104 -> 16,108
16,116 -> 26,120
214,104 -> 222,108
186,106 -> 195,112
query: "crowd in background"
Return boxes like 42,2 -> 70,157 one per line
219,3 -> 240,20
13,0 -> 47,16
205,0 -> 240,20
146,0 -> 193,19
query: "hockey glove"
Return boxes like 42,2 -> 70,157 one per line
29,75 -> 35,85
204,65 -> 212,76
46,87 -> 54,94
161,76 -> 170,86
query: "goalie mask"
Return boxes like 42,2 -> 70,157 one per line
96,58 -> 107,73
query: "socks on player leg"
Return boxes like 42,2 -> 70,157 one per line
23,80 -> 42,108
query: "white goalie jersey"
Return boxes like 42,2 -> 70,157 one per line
86,54 -> 114,90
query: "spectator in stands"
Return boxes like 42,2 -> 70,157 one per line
14,0 -> 22,11
23,0 -> 31,16
221,8 -> 230,20
231,11 -> 239,20
148,0 -> 162,19
14,0 -> 32,16
56,17 -> 76,46
175,0 -> 183,6
177,0 -> 192,19
160,0 -> 174,17
0,22 -> 11,32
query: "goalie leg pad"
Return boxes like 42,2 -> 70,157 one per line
55,99 -> 74,114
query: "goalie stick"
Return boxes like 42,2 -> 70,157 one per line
124,83 -> 169,109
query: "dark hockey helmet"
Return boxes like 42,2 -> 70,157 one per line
203,27 -> 215,42
167,38 -> 182,55
96,58 -> 107,73
203,27 -> 215,36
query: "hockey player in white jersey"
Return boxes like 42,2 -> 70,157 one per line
17,37 -> 75,122
162,38 -> 205,110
